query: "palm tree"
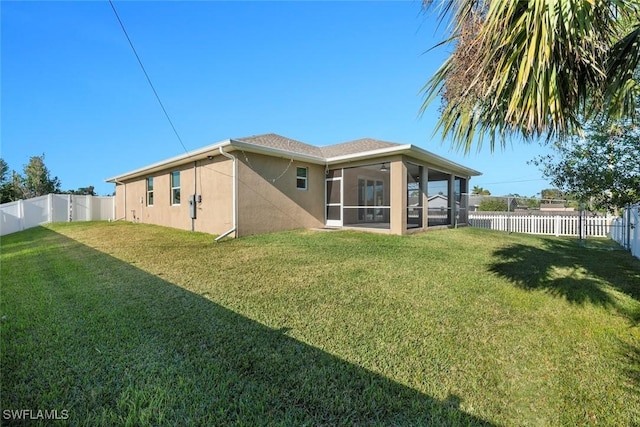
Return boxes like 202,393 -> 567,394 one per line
471,185 -> 491,195
421,0 -> 640,152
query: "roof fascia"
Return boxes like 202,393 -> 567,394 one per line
106,138 -> 481,184
325,145 -> 413,164
105,139 -> 232,183
408,145 -> 482,177
326,144 -> 482,177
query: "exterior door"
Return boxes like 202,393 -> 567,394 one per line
325,177 -> 342,227
358,178 -> 384,223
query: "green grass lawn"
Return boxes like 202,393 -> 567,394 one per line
1,222 -> 639,426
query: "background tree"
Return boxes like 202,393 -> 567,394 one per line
516,197 -> 541,210
540,188 -> 566,202
0,158 -> 8,182
66,186 -> 96,196
422,0 -> 640,152
10,154 -> 62,199
0,159 -> 19,203
532,116 -> 640,212
478,197 -> 508,211
471,185 -> 491,195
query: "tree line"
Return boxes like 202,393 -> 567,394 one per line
0,154 -> 96,204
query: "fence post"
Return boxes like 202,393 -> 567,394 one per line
18,199 -> 25,232
626,204 -> 632,251
554,215 -> 560,237
48,194 -> 53,223
507,196 -> 511,234
633,206 -> 639,258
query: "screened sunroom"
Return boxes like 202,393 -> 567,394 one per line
326,164 -> 391,230
325,156 -> 472,234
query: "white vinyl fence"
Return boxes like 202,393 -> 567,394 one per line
0,194 -> 115,236
468,212 -> 612,237
610,204 -> 640,259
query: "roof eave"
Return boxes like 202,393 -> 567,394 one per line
408,145 -> 482,177
105,138 -> 481,184
326,144 -> 481,177
105,138 -> 326,184
105,139 -> 232,183
325,145 -> 413,164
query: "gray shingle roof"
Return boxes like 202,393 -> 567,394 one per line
233,134 -> 402,159
234,133 -> 324,158
320,138 -> 401,158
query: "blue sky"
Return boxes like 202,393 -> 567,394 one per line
1,1 -> 553,197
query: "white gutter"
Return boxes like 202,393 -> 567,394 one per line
105,139 -> 233,183
215,146 -> 237,242
192,160 -> 197,232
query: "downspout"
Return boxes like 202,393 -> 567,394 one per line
192,160 -> 197,232
113,179 -> 127,221
215,146 -> 237,242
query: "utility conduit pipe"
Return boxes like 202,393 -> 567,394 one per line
215,146 -> 237,242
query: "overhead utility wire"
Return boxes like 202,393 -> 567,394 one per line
478,178 -> 548,185
108,0 -> 188,153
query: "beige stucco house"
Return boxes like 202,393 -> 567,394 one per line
106,133 -> 481,239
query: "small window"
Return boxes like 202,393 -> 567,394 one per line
296,167 -> 308,190
147,177 -> 154,206
170,171 -> 181,205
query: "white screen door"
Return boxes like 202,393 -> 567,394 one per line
325,177 -> 342,227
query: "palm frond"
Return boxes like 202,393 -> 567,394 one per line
422,0 -> 638,152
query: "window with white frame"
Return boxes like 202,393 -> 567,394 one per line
296,167 -> 308,190
147,177 -> 154,206
170,171 -> 181,205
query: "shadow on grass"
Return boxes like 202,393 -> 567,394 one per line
1,228 -> 493,426
488,238 -> 640,321
488,237 -> 640,406
621,340 -> 640,396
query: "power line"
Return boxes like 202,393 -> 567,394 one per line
477,178 -> 548,185
108,0 -> 188,153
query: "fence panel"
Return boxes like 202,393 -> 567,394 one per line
22,195 -> 50,230
469,213 -> 612,237
610,217 -> 624,243
91,196 -> 114,221
609,204 -> 640,260
0,195 -> 114,236
51,194 -> 70,222
0,201 -> 23,236
71,195 -> 91,222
